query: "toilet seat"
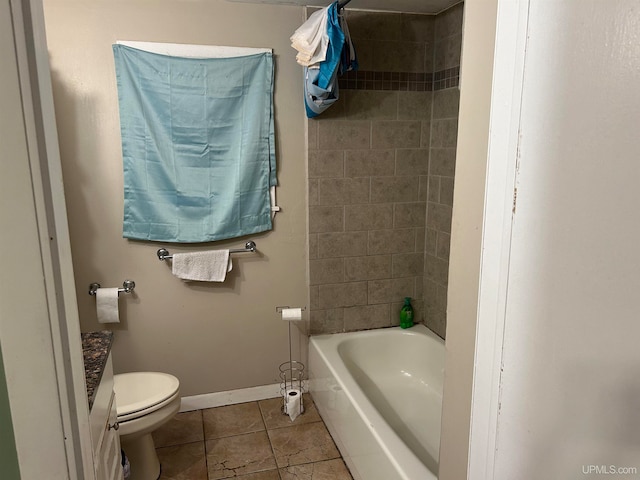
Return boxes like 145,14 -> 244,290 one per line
114,372 -> 180,422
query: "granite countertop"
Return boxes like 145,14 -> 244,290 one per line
81,331 -> 114,411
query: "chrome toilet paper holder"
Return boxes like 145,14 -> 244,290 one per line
89,280 -> 136,296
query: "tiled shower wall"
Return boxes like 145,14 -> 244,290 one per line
424,4 -> 463,338
308,5 -> 463,337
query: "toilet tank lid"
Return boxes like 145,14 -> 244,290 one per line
113,372 -> 180,416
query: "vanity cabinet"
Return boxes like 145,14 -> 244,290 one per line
89,352 -> 123,480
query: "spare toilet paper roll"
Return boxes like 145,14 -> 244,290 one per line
284,388 -> 304,421
96,288 -> 120,324
281,308 -> 303,321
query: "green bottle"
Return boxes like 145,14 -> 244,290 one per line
399,297 -> 414,329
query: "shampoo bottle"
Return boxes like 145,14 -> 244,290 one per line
399,297 -> 414,329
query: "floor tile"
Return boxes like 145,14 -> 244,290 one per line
153,410 -> 204,448
156,441 -> 207,480
279,459 -> 352,480
235,470 -> 281,480
259,395 -> 321,430
267,422 -> 340,468
203,402 -> 265,439
206,430 -> 277,479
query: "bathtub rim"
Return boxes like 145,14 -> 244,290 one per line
309,324 -> 443,480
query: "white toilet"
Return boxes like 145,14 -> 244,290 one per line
113,372 -> 180,480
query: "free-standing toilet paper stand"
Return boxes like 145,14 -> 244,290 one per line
277,306 -> 306,420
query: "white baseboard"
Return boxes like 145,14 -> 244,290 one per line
179,383 -> 282,412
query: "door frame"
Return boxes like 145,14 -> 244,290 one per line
1,0 -> 95,478
439,0 -> 530,478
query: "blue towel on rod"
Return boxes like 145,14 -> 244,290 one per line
113,44 -> 275,243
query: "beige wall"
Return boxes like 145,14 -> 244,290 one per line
439,0 -> 496,477
43,0 -> 308,396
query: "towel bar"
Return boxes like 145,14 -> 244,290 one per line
89,280 -> 136,296
157,241 -> 257,261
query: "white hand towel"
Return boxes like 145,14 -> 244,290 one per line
290,6 -> 329,67
171,250 -> 232,282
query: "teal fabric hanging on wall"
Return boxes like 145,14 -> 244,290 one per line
113,44 -> 276,243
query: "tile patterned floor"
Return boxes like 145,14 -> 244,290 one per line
151,395 -> 353,480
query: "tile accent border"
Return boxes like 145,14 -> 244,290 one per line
180,383 -> 282,412
433,66 -> 460,90
338,66 -> 460,92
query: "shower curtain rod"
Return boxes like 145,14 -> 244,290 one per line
337,0 -> 352,9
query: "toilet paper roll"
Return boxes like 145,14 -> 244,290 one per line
284,388 -> 304,421
96,288 -> 120,324
281,308 -> 302,321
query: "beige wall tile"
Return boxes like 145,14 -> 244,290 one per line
308,150 -> 344,178
344,304 -> 391,331
308,234 -> 318,260
309,258 -> 345,285
396,149 -> 429,176
345,203 -> 393,231
434,2 -> 464,40
308,121 -> 318,151
309,309 -> 344,334
372,121 -> 421,148
353,41 -> 374,71
368,228 -> 416,255
445,33 -> 462,69
430,148 -> 456,176
318,282 -> 368,308
318,177 -> 370,205
418,175 -> 429,201
309,206 -> 344,233
398,92 -> 433,120
318,231 -> 368,258
345,91 -> 398,120
421,121 -> 432,148
370,176 -> 419,203
415,227 -> 426,252
431,118 -> 459,148
373,41 -> 427,72
425,309 -> 446,339
318,121 -> 371,150
440,176 -> 455,206
392,252 -> 425,277
432,88 -> 460,119
344,255 -> 392,281
346,11 -> 402,41
425,228 -> 438,256
346,10 -> 401,43
308,179 -> 319,206
425,253 -> 449,286
345,149 -> 395,177
401,13 -> 435,42
394,202 -> 427,228
437,231 -> 451,260
427,202 -> 452,233
313,96 -> 346,119
368,277 -> 415,304
428,176 -> 440,202
310,286 -> 319,310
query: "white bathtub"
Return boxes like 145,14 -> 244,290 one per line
309,325 -> 444,480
